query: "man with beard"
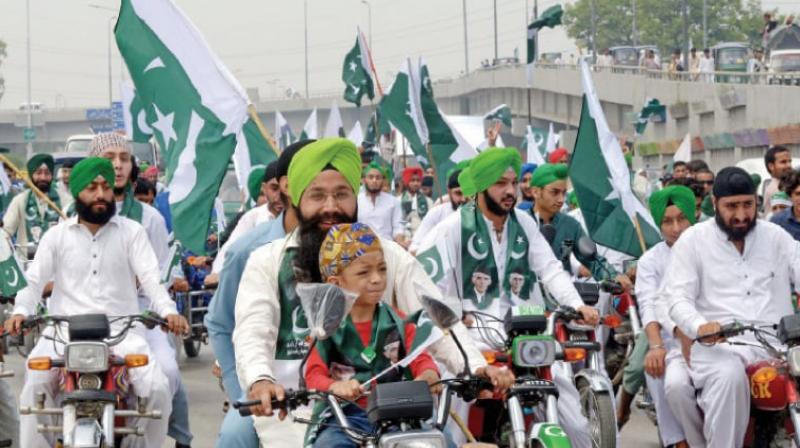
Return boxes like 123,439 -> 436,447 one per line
516,163 -> 537,211
400,166 -> 432,235
233,138 -> 512,446
3,153 -> 62,260
357,160 -> 404,242
762,145 -> 793,214
211,161 -> 283,274
88,132 -> 193,448
414,147 -> 597,447
665,167 -> 800,447
4,158 -> 188,447
409,164 -> 469,254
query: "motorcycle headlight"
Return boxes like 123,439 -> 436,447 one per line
379,431 -> 446,448
788,346 -> 800,376
65,342 -> 109,373
77,373 -> 103,390
512,336 -> 556,368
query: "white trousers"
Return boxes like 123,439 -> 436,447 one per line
144,327 -> 180,395
685,340 -> 772,448
19,326 -> 172,448
253,414 -> 308,447
663,348 -> 704,447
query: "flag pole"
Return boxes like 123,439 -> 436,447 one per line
247,105 -> 280,156
632,214 -> 648,255
0,154 -> 66,220
361,29 -> 384,96
426,143 -> 444,200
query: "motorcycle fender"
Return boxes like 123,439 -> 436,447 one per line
575,368 -> 613,393
73,417 -> 103,448
529,423 -> 572,448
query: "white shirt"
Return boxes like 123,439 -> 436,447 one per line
115,200 -> 170,271
699,56 -> 714,73
635,241 -> 677,332
212,204 -> 275,273
13,215 -> 177,319
357,190 -> 403,240
665,219 -> 800,338
409,202 -> 458,253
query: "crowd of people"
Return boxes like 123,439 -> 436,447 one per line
0,130 -> 798,448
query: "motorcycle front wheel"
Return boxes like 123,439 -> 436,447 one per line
577,379 -> 616,448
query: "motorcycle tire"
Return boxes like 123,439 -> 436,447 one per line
184,338 -> 202,358
577,379 -> 616,448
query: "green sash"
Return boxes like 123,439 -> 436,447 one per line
118,186 -> 144,224
24,188 -> 61,244
275,249 -> 310,360
401,192 -> 429,219
460,204 -> 535,310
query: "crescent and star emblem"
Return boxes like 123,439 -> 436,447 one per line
467,233 -> 488,260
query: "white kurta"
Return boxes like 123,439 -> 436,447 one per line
14,216 -> 176,448
234,230 -> 485,445
3,190 -> 52,259
211,205 -> 275,273
664,219 -> 800,447
357,190 -> 403,240
409,202 -> 457,253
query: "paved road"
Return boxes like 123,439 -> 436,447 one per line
2,344 -> 661,447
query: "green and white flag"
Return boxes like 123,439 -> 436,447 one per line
299,108 -> 318,140
341,28 -> 375,107
634,98 -> 666,136
0,233 -> 26,297
116,0 -> 251,254
275,110 -> 296,150
484,104 -> 512,127
521,125 -> 547,165
363,106 -> 391,149
380,58 -> 429,156
236,117 -> 278,177
160,240 -> 183,286
527,4 -> 563,86
121,81 -> 153,143
570,60 -> 661,258
324,101 -> 346,138
347,121 -> 363,147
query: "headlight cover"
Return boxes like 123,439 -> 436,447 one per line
379,431 -> 446,448
788,346 -> 800,376
512,336 -> 556,368
65,342 -> 109,373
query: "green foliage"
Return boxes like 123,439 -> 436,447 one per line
564,0 -> 765,54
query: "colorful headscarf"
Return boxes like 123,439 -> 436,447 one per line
648,185 -> 696,227
88,132 -> 130,157
460,147 -> 521,195
27,153 -> 54,175
319,222 -> 383,279
402,167 -> 423,186
287,138 -> 362,206
530,163 -> 568,188
69,157 -> 115,199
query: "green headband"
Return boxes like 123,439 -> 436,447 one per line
69,157 -> 115,199
530,163 -> 568,188
648,185 -> 696,227
287,138 -> 362,206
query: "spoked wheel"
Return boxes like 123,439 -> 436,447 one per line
577,379 -> 616,448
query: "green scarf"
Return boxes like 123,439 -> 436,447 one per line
118,185 -> 144,223
24,188 -> 61,244
401,191 -> 429,219
275,249 -> 311,360
460,203 -> 535,310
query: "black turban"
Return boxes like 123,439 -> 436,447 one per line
713,167 -> 755,198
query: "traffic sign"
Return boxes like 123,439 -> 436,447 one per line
23,127 -> 36,142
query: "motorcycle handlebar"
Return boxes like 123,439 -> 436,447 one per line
600,280 -> 625,295
233,389 -> 312,417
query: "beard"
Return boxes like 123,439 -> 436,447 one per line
366,184 -> 383,195
715,211 -> 756,242
483,191 -> 513,217
294,207 -> 357,283
34,180 -> 51,193
75,197 -> 116,225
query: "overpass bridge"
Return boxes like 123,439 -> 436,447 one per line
1,63 -> 799,171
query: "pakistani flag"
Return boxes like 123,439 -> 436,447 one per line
275,110 -> 296,150
484,104 -> 512,127
324,102 -> 346,138
160,240 -> 184,286
380,58 -> 429,157
527,4 -> 564,86
342,28 -> 375,107
570,60 -> 661,258
238,117 -> 278,170
634,98 -> 666,136
121,81 -> 153,143
0,233 -> 26,297
116,0 -> 251,254
363,107 -> 391,149
521,125 -> 547,165
299,108 -> 319,140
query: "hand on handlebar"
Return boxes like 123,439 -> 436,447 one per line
3,314 -> 25,336
696,321 -> 724,345
577,305 -> 600,326
330,379 -> 361,401
476,365 -> 515,394
614,274 -> 633,293
247,379 -> 287,419
164,314 -> 189,336
415,369 -> 443,395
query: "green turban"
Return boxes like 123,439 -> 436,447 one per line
648,185 -> 696,227
27,153 -> 54,175
362,161 -> 389,181
567,190 -> 579,208
700,194 -> 714,217
461,148 -> 521,195
530,163 -> 568,188
247,165 -> 267,201
69,157 -> 115,199
287,138 -> 361,206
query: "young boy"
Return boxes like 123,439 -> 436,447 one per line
305,222 -> 441,447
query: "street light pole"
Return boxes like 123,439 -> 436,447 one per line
462,0 -> 469,75
106,15 -> 116,107
304,0 -> 309,98
361,0 -> 372,50
682,0 -> 689,69
702,0 -> 707,49
26,0 -> 33,157
590,0 -> 597,63
632,0 -> 638,47
493,0 -> 498,64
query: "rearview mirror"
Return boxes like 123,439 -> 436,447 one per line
295,283 -> 357,340
419,295 -> 462,330
575,236 -> 598,261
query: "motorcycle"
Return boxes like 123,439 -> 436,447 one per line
19,312 -> 167,448
698,314 -> 800,447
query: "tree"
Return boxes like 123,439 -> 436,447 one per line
564,0 -> 765,55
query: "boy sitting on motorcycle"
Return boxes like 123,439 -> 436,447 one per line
304,222 -> 442,447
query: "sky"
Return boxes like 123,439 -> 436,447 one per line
0,0 -> 793,110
